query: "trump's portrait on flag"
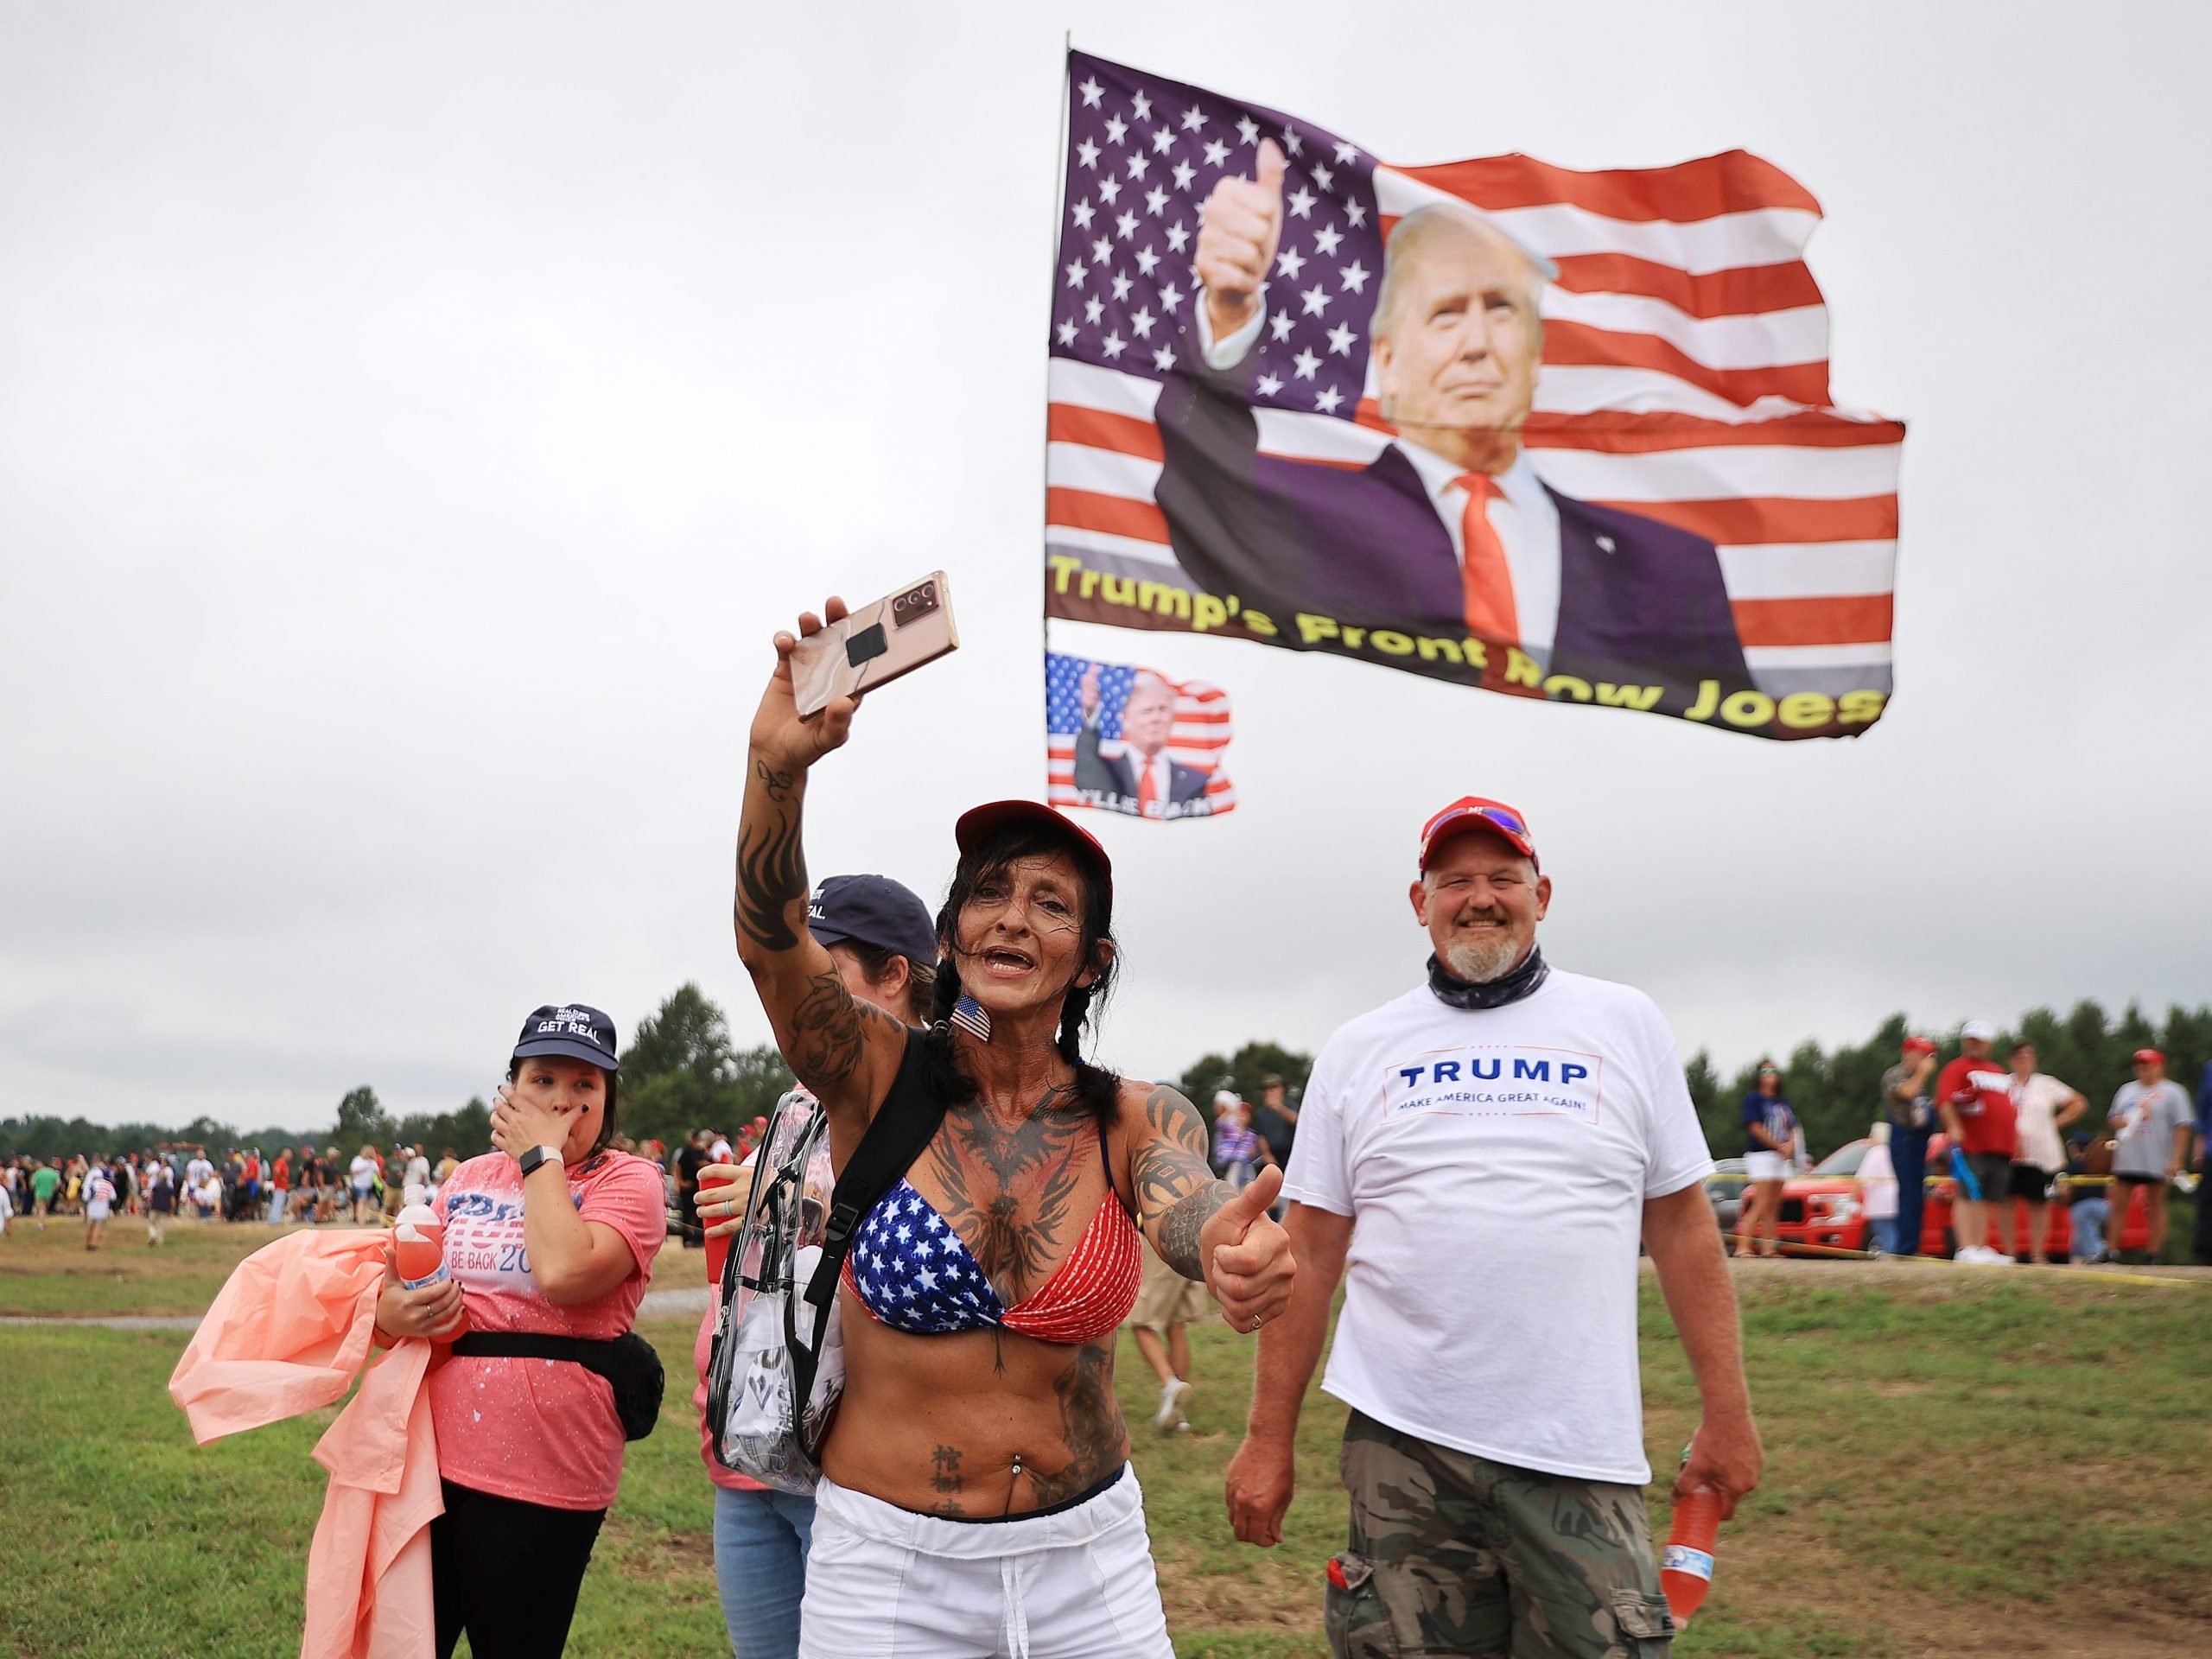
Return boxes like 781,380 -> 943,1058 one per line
1046,652 -> 1235,822
1041,50 -> 1905,739
1166,152 -> 1749,683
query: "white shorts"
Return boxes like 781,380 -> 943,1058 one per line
798,1465 -> 1173,1659
1744,1151 -> 1789,1183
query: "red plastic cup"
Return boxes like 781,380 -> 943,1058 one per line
698,1162 -> 745,1285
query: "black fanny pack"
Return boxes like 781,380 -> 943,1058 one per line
448,1331 -> 665,1441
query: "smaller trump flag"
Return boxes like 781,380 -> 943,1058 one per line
1046,651 -> 1235,822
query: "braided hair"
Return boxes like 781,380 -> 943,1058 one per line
924,821 -> 1121,1124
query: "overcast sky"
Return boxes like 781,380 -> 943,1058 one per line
4,2 -> 2207,1133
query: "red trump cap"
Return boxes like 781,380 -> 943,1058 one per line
1419,797 -> 1537,873
955,800 -> 1113,890
1902,1036 -> 1938,1055
2133,1048 -> 2165,1065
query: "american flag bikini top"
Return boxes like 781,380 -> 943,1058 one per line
842,1122 -> 1144,1346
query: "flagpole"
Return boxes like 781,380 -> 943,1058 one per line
1038,31 -> 1074,797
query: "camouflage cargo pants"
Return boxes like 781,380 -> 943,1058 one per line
1326,1409 -> 1675,1659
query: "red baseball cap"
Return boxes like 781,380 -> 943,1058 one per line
1419,796 -> 1537,873
955,800 -> 1113,891
2133,1048 -> 2165,1065
1902,1036 -> 1937,1055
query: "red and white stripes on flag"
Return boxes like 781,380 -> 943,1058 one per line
1046,107 -> 1903,707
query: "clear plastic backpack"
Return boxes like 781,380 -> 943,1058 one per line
705,1090 -> 838,1492
705,1035 -> 946,1493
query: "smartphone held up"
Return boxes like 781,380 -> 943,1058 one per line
790,572 -> 959,718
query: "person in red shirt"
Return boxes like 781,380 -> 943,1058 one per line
1936,1021 -> 2018,1263
269,1148 -> 293,1226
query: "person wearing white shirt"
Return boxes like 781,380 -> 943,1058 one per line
1224,794 -> 1760,1658
1857,1122 -> 1900,1255
2005,1042 -> 2085,1264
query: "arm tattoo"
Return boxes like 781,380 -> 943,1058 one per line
1155,1184 -> 1231,1281
1128,1084 -> 1230,1279
734,772 -> 808,951
788,969 -> 899,1090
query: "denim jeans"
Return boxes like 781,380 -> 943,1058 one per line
1869,1216 -> 1900,1255
2071,1198 -> 2109,1262
1890,1123 -> 1930,1256
714,1484 -> 816,1658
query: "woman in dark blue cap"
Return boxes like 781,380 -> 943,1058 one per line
691,872 -> 939,1659
372,1002 -> 669,1659
732,599 -> 1299,1659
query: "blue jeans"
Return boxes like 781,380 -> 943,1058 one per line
714,1484 -> 815,1658
1870,1216 -> 1900,1255
1891,1122 -> 1930,1256
2071,1198 -> 2109,1262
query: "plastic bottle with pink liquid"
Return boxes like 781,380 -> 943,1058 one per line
392,1185 -> 449,1290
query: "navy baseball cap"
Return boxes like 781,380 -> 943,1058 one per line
808,874 -> 938,964
512,1004 -> 620,1071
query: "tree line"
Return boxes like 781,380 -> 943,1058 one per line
6,993 -> 2202,1167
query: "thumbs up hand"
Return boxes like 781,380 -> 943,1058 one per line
1197,137 -> 1288,347
1202,1163 -> 1298,1332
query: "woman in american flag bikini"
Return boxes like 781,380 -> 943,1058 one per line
734,596 -> 1298,1659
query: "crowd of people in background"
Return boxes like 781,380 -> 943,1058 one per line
1734,1030 -> 2212,1267
0,1141 -> 464,1244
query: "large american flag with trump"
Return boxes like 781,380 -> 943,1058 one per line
1045,651 -> 1236,821
1044,49 -> 1904,739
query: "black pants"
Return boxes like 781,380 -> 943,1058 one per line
431,1479 -> 607,1659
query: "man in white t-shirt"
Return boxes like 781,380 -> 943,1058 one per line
2005,1043 -> 2085,1264
1224,796 -> 1761,1658
2108,1049 -> 2192,1260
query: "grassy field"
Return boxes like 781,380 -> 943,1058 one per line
2,1220 -> 2208,1656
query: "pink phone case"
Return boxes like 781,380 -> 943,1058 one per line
790,572 -> 960,716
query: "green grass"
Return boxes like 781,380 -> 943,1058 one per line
0,1215 -> 293,1316
0,1216 -> 715,1317
2,1264 -> 2207,1656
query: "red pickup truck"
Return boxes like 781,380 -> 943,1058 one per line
1736,1136 -> 2153,1258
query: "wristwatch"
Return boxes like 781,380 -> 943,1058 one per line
518,1145 -> 564,1179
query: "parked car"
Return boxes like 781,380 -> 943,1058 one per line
1758,1136 -> 2152,1260
1771,1141 -> 1875,1255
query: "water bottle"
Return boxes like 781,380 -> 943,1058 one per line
391,1185 -> 449,1290
1660,1444 -> 1722,1631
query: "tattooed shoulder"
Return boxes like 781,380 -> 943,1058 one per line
1134,1082 -> 1209,1156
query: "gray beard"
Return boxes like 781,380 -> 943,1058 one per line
1440,932 -> 1523,984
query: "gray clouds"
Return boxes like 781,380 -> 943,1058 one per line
3,2 -> 2207,1130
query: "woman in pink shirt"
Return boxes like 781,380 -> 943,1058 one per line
372,1001 -> 668,1659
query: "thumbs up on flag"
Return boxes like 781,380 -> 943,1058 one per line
1198,137 -> 1288,347
1202,1162 -> 1298,1332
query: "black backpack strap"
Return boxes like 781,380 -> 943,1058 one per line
804,1027 -> 946,1317
783,1027 -> 944,1457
